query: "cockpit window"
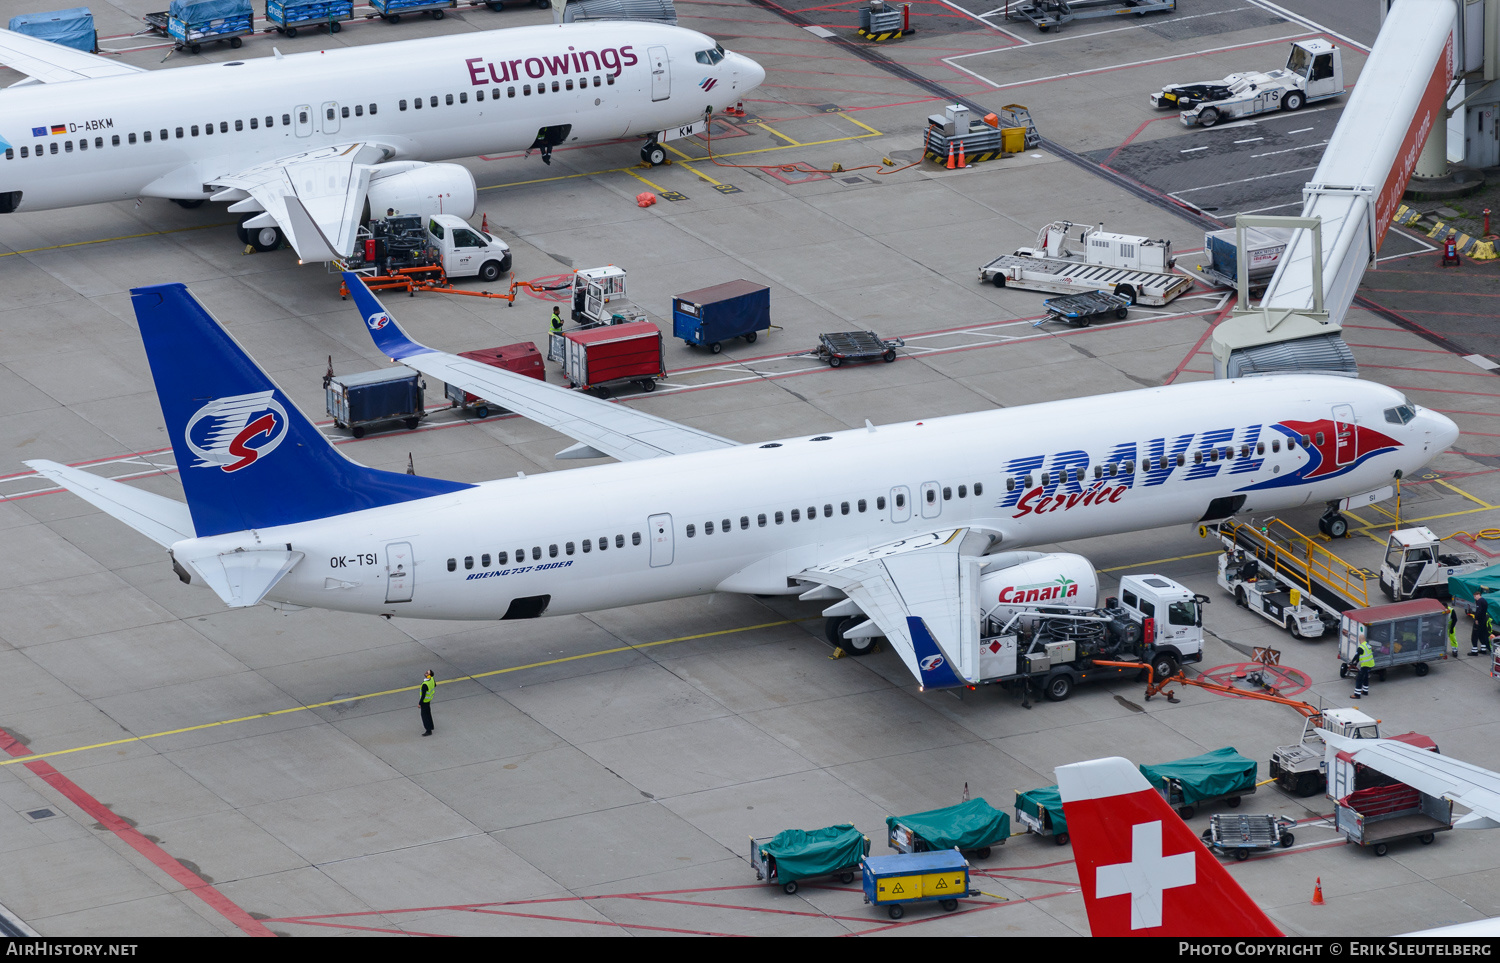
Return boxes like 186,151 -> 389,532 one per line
1384,404 -> 1416,425
695,44 -> 726,65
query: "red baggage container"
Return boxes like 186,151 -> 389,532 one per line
444,342 -> 546,417
560,320 -> 665,396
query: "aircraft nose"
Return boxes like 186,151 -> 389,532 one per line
1429,409 -> 1460,452
737,53 -> 766,94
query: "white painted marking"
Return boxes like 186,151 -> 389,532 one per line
1229,201 -> 1305,216
939,0 -> 1032,42
1180,146 -> 1209,154
1286,127 -> 1315,135
1251,140 -> 1328,158
1465,355 -> 1500,371
1095,821 -> 1195,930
1234,137 -> 1264,144
802,25 -> 835,38
1170,165 -> 1319,195
1243,0 -> 1373,52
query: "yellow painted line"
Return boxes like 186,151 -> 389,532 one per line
664,145 -> 726,186
0,221 -> 234,258
1435,478 -> 1495,510
840,112 -> 883,135
621,167 -> 670,193
1100,549 -> 1221,573
757,122 -> 803,146
479,165 -> 639,191
0,618 -> 800,768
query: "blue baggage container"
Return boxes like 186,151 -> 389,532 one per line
326,366 -> 426,438
168,0 -> 252,44
8,8 -> 96,52
371,0 -> 452,17
268,0 -> 353,30
672,279 -> 770,353
861,850 -> 971,920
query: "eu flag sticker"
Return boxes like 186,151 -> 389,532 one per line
31,127 -> 45,137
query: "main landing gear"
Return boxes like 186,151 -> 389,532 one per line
1318,505 -> 1349,539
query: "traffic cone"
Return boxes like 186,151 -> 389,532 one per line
1311,878 -> 1324,905
480,213 -> 489,233
957,141 -> 967,169
945,142 -> 956,170
730,101 -> 745,117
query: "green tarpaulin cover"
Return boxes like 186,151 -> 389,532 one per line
887,798 -> 1010,851
1139,747 -> 1257,805
1015,785 -> 1066,835
760,824 -> 867,882
1448,563 -> 1500,608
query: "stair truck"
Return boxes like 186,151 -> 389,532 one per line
1211,518 -> 1374,639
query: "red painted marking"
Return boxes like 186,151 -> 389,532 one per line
521,273 -> 574,302
1359,363 -> 1495,377
1104,114 -> 1179,166
1344,342 -> 1452,354
1166,302 -> 1233,385
1197,662 -> 1313,699
0,727 -> 275,937
1453,533 -> 1500,558
1393,385 -> 1500,399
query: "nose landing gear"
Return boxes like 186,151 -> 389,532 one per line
1318,506 -> 1349,539
641,141 -> 666,166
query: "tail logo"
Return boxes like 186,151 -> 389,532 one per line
366,312 -> 391,331
1097,820 -> 1196,930
185,390 -> 289,473
920,654 -> 945,672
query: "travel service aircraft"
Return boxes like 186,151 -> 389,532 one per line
0,20 -> 763,259
26,277 -> 1458,691
1057,744 -> 1500,936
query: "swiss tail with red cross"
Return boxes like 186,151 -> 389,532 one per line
1057,756 -> 1282,937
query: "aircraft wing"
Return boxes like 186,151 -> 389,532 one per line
343,273 -> 739,461
1320,730 -> 1500,829
796,528 -> 995,689
208,144 -> 385,261
0,27 -> 147,84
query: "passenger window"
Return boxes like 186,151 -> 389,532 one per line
758,514 -> 767,527
582,539 -> 591,552
617,534 -> 625,547
413,98 -> 421,110
740,516 -> 749,529
234,120 -> 242,132
509,87 -> 516,97
959,485 -> 967,497
430,96 -> 438,108
1124,461 -> 1135,473
549,544 -> 558,557
481,554 -> 490,567
3,148 -> 10,160
1315,432 -> 1325,446
551,81 -> 560,92
298,110 -> 308,123
142,131 -> 150,142
943,487 -> 952,500
925,489 -> 936,504
1301,434 -> 1311,446
1208,450 -> 1217,463
447,558 -> 456,572
202,123 -> 211,135
65,140 -> 73,152
445,94 -> 453,106
607,74 -> 615,85
532,546 -> 541,560
723,518 -> 731,532
775,511 -> 784,524
632,532 -> 641,546
1272,440 -> 1281,452
841,501 -> 850,514
823,504 -> 832,517
687,524 -> 696,537
1193,452 -> 1203,464
705,521 -> 714,534
354,105 -> 362,116
476,90 -> 485,101
895,493 -> 906,507
369,104 -> 377,115
1006,478 -> 1015,492
790,509 -> 800,522
94,137 -> 102,148
594,538 -> 604,552
525,85 -> 532,95
1176,454 -> 1185,466
1040,473 -> 1050,486
77,140 -> 85,151
281,114 -> 290,126
219,122 -> 227,133
566,79 -> 574,90
1257,442 -> 1265,455
459,93 -> 467,104
974,482 -> 982,496
565,542 -> 574,555
877,496 -> 886,509
498,551 -> 508,564
858,499 -> 867,512
464,556 -> 473,570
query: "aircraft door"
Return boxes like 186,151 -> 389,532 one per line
649,45 -> 670,102
321,101 -> 340,135
385,541 -> 414,603
648,513 -> 673,567
890,486 -> 911,523
1332,404 -> 1357,466
295,104 -> 313,137
920,481 -> 941,519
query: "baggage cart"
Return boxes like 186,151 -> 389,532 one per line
1338,598 -> 1449,682
369,0 -> 451,22
151,0 -> 253,52
326,366 -> 426,438
267,0 -> 353,35
1200,813 -> 1296,861
1335,782 -> 1451,856
672,279 -> 771,354
749,824 -> 869,894
815,331 -> 903,368
8,8 -> 97,52
1034,290 -> 1130,328
444,343 -> 545,418
861,850 -> 973,920
557,320 -> 665,398
886,798 -> 1009,859
1139,746 -> 1257,819
1015,785 -> 1068,845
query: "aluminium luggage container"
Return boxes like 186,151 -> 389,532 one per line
326,366 -> 425,438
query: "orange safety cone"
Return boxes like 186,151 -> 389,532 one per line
957,141 -> 967,169
480,213 -> 489,233
945,142 -> 956,170
1311,878 -> 1325,905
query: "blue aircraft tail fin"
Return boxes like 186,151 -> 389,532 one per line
131,283 -> 471,538
908,617 -> 967,690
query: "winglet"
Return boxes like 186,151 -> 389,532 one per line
1057,756 -> 1282,937
343,271 -> 429,361
907,616 -> 967,690
282,195 -> 342,262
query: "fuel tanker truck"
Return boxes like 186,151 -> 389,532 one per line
973,552 -> 1207,702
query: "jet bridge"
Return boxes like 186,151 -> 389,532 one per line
1212,0 -> 1458,378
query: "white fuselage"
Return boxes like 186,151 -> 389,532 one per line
0,21 -> 761,209
177,376 -> 1455,621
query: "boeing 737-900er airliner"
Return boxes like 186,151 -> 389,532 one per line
0,20 -> 762,260
28,278 -> 1458,691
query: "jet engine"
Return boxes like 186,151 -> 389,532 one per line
366,162 -> 477,222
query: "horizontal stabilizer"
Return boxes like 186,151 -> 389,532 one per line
24,459 -> 194,547
183,548 -> 304,608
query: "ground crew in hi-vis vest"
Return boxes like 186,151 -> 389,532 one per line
1352,637 -> 1374,699
419,669 -> 436,736
1448,603 -> 1459,659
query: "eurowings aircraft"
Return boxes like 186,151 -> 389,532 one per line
0,21 -> 762,260
28,278 -> 1457,691
1057,754 -> 1500,937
